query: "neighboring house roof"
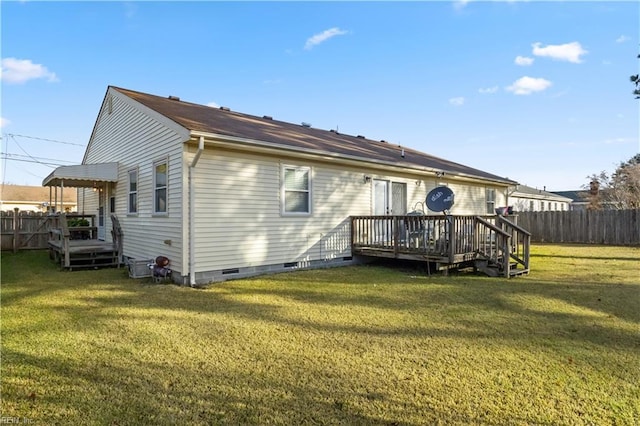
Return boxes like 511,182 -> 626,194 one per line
112,86 -> 516,186
1,184 -> 77,205
511,184 -> 572,202
552,189 -> 616,204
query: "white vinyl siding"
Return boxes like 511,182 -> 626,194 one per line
83,88 -> 186,273
190,150 -> 370,272
419,181 -> 505,216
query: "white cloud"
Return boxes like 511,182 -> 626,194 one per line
0,117 -> 10,128
1,57 -> 58,84
616,35 -> 629,43
506,76 -> 552,95
453,0 -> 471,10
478,86 -> 499,94
532,42 -> 587,63
206,101 -> 219,108
449,97 -> 465,106
604,137 -> 633,145
304,27 -> 348,50
515,56 -> 534,66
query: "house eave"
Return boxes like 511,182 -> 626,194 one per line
188,131 -> 514,187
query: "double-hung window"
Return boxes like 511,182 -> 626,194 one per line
282,165 -> 311,215
128,169 -> 138,214
154,160 -> 168,214
486,188 -> 496,214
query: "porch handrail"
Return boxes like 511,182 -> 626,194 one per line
496,215 -> 531,272
474,216 -> 511,276
474,216 -> 511,237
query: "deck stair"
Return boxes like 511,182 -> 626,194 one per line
48,213 -> 123,270
472,216 -> 531,277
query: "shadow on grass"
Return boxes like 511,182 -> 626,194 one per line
3,251 -> 639,351
2,346 -> 400,425
3,249 -> 639,424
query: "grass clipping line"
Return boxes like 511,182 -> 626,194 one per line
1,244 -> 639,424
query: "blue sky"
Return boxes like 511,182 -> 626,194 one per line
1,1 -> 638,191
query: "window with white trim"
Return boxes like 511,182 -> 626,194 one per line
282,165 -> 311,215
486,188 -> 496,214
128,169 -> 138,213
153,160 -> 168,214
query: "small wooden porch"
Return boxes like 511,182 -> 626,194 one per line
350,214 -> 531,277
48,213 -> 123,270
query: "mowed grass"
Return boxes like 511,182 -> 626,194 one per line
1,245 -> 639,425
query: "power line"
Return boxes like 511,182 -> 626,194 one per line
0,156 -> 62,167
10,135 -> 57,168
5,133 -> 85,147
2,153 -> 77,164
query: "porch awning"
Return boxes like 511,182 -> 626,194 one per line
42,162 -> 119,187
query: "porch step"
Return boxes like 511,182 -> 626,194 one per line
474,259 -> 529,278
67,250 -> 120,270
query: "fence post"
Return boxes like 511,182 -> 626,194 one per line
12,208 -> 19,253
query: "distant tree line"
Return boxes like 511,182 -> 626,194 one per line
587,154 -> 640,209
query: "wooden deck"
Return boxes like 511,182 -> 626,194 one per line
350,214 -> 531,277
48,213 -> 123,270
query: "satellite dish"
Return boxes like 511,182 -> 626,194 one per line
426,186 -> 455,212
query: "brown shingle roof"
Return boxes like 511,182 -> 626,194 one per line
0,184 -> 77,203
113,86 -> 515,185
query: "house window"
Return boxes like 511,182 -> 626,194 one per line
128,169 -> 138,213
529,200 -> 534,211
109,196 -> 116,214
282,165 -> 311,215
486,188 -> 496,214
154,160 -> 168,214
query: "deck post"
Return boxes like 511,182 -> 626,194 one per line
350,217 -> 355,254
393,216 -> 399,257
12,208 -> 19,253
447,215 -> 455,263
59,213 -> 71,268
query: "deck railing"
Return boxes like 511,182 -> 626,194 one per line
350,214 -> 530,277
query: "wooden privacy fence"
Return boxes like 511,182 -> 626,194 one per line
517,209 -> 640,245
1,210 -> 51,251
1,209 -> 96,252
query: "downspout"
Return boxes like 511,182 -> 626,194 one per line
188,136 -> 205,287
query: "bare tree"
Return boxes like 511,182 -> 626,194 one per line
586,154 -> 640,209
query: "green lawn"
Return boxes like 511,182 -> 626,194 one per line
1,245 -> 639,425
